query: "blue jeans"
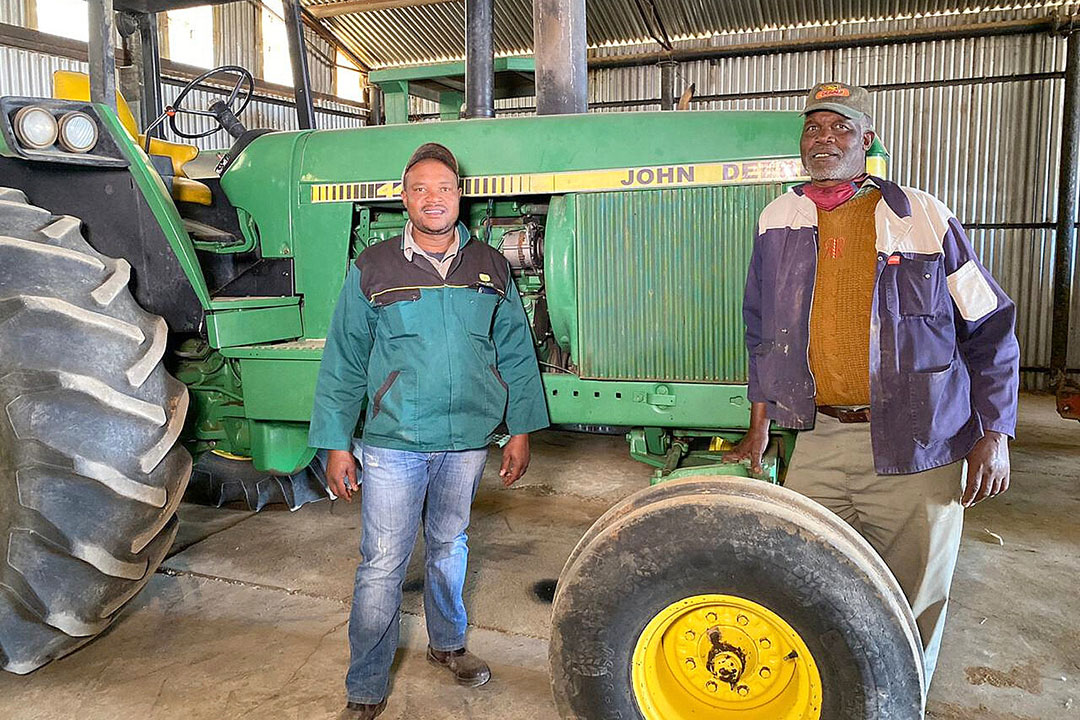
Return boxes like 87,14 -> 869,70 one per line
345,443 -> 488,704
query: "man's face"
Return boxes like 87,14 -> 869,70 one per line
800,110 -> 875,183
401,158 -> 461,236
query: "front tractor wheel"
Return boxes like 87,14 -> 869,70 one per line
631,593 -> 821,718
0,188 -> 190,673
550,476 -> 924,720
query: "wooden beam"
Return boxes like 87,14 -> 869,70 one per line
307,0 -> 455,20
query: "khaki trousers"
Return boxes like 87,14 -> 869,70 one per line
783,413 -> 965,684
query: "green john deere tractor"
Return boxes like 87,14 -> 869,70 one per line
0,3 -> 920,718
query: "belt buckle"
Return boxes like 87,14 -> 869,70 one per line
837,406 -> 870,423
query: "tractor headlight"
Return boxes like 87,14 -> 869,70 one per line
12,105 -> 58,150
57,111 -> 98,153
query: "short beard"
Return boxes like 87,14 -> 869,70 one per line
808,155 -> 866,183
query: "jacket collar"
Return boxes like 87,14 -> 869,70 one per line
793,175 -> 911,219
400,221 -> 471,260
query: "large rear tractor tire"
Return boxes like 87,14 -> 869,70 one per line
550,476 -> 924,720
0,188 -> 190,673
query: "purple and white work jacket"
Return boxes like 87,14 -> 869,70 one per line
743,176 -> 1019,475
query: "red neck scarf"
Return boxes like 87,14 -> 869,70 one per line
802,176 -> 868,211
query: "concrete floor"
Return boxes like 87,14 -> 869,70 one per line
0,393 -> 1076,719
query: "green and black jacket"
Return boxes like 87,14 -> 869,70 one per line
309,223 -> 549,452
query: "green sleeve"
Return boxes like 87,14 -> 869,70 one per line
308,266 -> 377,450
493,275 -> 550,435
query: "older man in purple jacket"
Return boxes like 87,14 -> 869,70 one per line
727,82 -> 1019,685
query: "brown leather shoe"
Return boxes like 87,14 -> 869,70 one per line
338,698 -> 386,720
427,646 -> 491,687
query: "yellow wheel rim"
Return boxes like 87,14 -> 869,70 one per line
632,594 -> 822,719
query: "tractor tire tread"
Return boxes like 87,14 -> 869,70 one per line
0,189 -> 190,674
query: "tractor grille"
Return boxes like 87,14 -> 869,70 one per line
574,184 -> 783,383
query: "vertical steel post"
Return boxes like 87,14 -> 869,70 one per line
88,0 -> 117,112
533,0 -> 587,115
1052,30 -> 1080,384
369,85 -> 384,126
465,0 -> 494,118
138,12 -> 164,137
282,0 -> 316,130
660,60 -> 676,110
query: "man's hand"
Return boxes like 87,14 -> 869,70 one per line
499,434 -> 530,487
962,431 -> 1010,507
722,428 -> 769,474
722,401 -> 769,474
327,449 -> 359,502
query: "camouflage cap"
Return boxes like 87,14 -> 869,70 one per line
402,142 -> 459,183
802,82 -> 872,121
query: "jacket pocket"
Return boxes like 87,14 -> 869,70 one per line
454,292 -> 500,338
370,370 -> 400,420
886,257 -> 943,317
366,369 -> 418,444
377,295 -> 424,339
907,359 -> 971,448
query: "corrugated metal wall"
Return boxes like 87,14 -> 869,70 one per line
0,44 -> 86,95
0,0 -> 363,149
211,0 -> 335,94
0,45 -> 364,147
0,0 -> 24,27
405,8 -> 1074,388
214,1 -> 261,73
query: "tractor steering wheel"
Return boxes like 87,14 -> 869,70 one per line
167,65 -> 254,140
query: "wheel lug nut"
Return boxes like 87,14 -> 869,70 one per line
760,638 -> 771,649
737,614 -> 749,626
705,611 -> 717,622
684,630 -> 695,640
760,667 -> 771,678
685,658 -> 696,669
737,685 -> 749,696
706,681 -> 718,692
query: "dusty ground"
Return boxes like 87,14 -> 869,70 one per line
0,393 -> 1075,719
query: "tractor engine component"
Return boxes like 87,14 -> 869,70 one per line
500,223 -> 543,272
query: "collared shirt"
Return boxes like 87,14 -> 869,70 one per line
402,221 -> 462,279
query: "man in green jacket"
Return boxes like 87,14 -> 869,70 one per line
309,142 -> 549,720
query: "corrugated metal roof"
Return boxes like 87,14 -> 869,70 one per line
301,0 -> 1075,68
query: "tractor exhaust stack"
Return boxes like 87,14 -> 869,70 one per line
533,0 -> 587,115
465,0 -> 495,118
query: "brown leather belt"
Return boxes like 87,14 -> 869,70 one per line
817,405 -> 871,423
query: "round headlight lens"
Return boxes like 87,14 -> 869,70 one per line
13,106 -> 58,149
57,111 -> 98,153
